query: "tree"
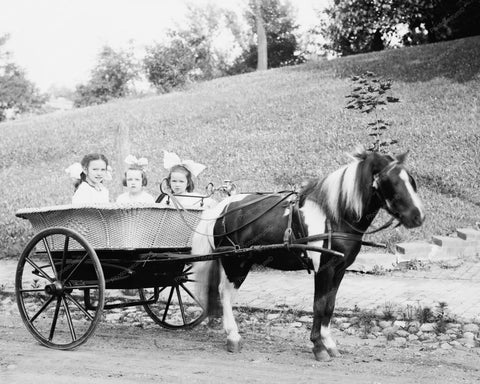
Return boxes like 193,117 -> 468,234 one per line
144,3 -> 246,92
0,34 -> 46,121
143,39 -> 196,93
74,45 -> 139,107
320,0 -> 480,56
254,0 -> 268,70
231,0 -> 304,73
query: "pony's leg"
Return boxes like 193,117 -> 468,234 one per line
219,270 -> 241,352
310,266 -> 345,361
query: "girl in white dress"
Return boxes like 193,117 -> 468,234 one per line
116,155 -> 154,204
156,151 -> 216,209
66,153 -> 110,205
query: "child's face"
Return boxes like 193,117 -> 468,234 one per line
84,159 -> 107,186
125,169 -> 143,194
170,171 -> 188,194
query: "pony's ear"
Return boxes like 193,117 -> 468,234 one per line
349,145 -> 369,161
395,151 -> 409,164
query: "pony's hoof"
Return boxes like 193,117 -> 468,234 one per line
312,348 -> 331,362
227,339 -> 242,353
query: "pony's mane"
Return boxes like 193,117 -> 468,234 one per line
300,150 -> 379,223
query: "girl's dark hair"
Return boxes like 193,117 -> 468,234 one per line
167,165 -> 194,192
74,153 -> 109,190
122,167 -> 148,187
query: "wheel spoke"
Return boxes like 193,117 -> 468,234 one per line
162,286 -> 175,322
62,297 -> 77,341
19,288 -> 48,293
64,292 -> 94,321
49,297 -> 62,341
42,238 -> 58,279
60,235 -> 70,279
175,286 -> 187,325
179,282 -> 205,309
30,295 -> 55,323
63,253 -> 89,284
25,258 -> 54,283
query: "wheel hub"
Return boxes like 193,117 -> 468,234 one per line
44,280 -> 64,296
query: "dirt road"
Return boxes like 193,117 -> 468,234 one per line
1,311 -> 479,384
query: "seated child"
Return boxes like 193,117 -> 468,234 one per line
66,153 -> 111,204
116,155 -> 155,204
156,151 -> 216,209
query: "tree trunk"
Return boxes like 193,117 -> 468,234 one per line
255,0 -> 268,71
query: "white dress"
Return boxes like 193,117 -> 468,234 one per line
72,182 -> 109,205
116,191 -> 155,204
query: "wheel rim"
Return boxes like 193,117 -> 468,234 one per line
15,227 -> 105,350
139,264 -> 206,329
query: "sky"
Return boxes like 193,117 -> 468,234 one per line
0,0 -> 329,93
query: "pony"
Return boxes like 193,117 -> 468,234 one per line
192,149 -> 425,361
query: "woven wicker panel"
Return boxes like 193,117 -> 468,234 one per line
16,205 -> 204,250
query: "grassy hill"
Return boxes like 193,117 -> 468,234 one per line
1,36 -> 479,258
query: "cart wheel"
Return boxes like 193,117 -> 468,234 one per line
139,263 -> 206,329
15,227 -> 105,350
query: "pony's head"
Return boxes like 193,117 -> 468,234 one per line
368,151 -> 424,228
302,149 -> 425,229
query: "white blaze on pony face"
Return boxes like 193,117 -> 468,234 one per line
300,199 -> 326,272
399,169 -> 425,222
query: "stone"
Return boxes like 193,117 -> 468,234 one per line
393,337 -> 407,347
408,325 -> 420,334
420,323 -> 436,332
438,335 -> 451,342
449,340 -> 462,348
291,322 -> 302,328
396,330 -> 410,338
393,320 -> 406,329
440,343 -> 452,350
339,322 -> 351,331
298,316 -> 311,323
105,313 -> 124,322
462,323 -> 479,333
266,313 -> 280,320
462,332 -> 475,340
446,323 -> 461,330
378,320 -> 392,329
408,334 -> 419,342
344,327 -> 357,335
349,316 -> 360,325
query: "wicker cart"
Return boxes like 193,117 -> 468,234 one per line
15,203 -> 208,350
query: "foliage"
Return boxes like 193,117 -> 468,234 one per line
346,71 -> 399,152
320,0 -> 480,55
0,37 -> 479,258
73,46 -> 139,107
0,34 -> 47,121
144,3 -> 245,92
230,0 -> 305,73
143,39 -> 196,93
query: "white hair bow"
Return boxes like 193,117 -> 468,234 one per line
65,162 -> 83,180
125,155 -> 148,169
163,151 -> 206,177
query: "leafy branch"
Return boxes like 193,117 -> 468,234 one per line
346,71 -> 400,152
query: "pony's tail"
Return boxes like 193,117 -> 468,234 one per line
192,209 -> 223,319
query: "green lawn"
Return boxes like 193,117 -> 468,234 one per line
1,36 -> 479,257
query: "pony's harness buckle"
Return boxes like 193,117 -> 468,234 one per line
283,199 -> 295,246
